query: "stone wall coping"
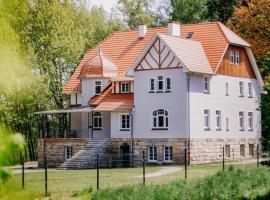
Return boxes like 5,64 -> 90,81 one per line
40,138 -> 89,143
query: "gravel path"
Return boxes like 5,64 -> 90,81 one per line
134,166 -> 181,178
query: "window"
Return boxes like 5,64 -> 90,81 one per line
95,81 -> 102,95
120,82 -> 130,93
204,109 -> 210,130
230,50 -> 234,64
239,111 -> 244,130
148,146 -> 157,161
164,147 -> 173,161
157,76 -> 164,92
249,144 -> 254,156
225,145 -> 230,158
248,112 -> 253,130
120,114 -> 130,130
65,146 -> 73,159
204,77 -> 210,93
226,117 -> 229,131
248,82 -> 253,97
93,112 -> 102,129
239,81 -> 244,97
235,51 -> 240,65
152,109 -> 168,129
166,77 -> 171,92
225,82 -> 229,96
240,144 -> 245,157
216,110 -> 221,130
149,78 -> 155,92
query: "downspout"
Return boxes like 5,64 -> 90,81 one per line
186,73 -> 191,165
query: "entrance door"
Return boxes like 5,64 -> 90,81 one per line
120,143 -> 130,167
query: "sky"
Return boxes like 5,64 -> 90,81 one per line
89,0 -> 118,12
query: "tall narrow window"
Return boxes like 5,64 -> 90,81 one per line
149,78 -> 155,92
152,109 -> 168,129
239,111 -> 244,130
64,146 -> 73,159
239,81 -> 244,97
95,81 -> 102,95
226,117 -> 229,131
249,144 -> 254,156
148,146 -> 157,161
166,77 -> 171,92
204,77 -> 210,93
235,51 -> 240,65
93,112 -> 102,129
157,76 -> 164,92
164,147 -> 173,161
216,110 -> 221,130
240,144 -> 245,157
248,82 -> 253,97
225,82 -> 229,96
225,145 -> 230,157
204,109 -> 210,130
121,82 -> 130,93
248,112 -> 253,130
120,114 -> 130,130
230,50 -> 234,64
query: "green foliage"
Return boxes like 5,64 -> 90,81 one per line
117,0 -> 155,29
92,166 -> 270,200
169,0 -> 207,23
206,0 -> 239,23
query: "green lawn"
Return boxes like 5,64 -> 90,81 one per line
0,163 -> 267,200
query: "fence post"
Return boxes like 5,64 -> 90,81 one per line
44,140 -> 48,197
142,151 -> 145,185
20,152 -> 25,189
184,148 -> 187,180
222,146 -> 225,171
96,154 -> 99,190
257,144 -> 259,167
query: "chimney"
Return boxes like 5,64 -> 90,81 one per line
168,21 -> 180,37
139,24 -> 147,38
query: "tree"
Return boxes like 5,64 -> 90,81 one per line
206,0 -> 239,23
169,0 -> 207,24
117,0 -> 155,29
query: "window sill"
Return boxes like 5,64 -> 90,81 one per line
204,128 -> 211,131
248,129 -> 253,131
156,91 -> 163,93
152,128 -> 168,131
163,160 -> 173,163
93,128 -> 102,131
226,129 -> 229,132
239,95 -> 245,98
204,91 -> 210,94
216,128 -> 222,131
120,129 -> 130,131
239,129 -> 245,131
248,96 -> 253,98
148,160 -> 157,163
165,90 -> 171,93
149,91 -> 155,93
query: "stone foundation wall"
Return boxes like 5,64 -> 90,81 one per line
111,138 -> 187,166
38,138 -> 88,167
190,138 -> 261,164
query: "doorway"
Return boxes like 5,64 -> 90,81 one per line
120,143 -> 130,167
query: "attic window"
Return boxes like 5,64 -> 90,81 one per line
186,32 -> 194,39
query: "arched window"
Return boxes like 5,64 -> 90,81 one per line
152,109 -> 168,129
93,112 -> 102,129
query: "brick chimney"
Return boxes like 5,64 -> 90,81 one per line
139,24 -> 147,38
168,21 -> 180,37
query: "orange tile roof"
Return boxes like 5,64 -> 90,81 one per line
90,83 -> 134,111
64,22 -> 233,93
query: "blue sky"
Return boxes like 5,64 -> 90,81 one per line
89,0 -> 118,12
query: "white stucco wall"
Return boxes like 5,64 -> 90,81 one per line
189,74 -> 261,139
111,112 -> 131,138
133,68 -> 188,138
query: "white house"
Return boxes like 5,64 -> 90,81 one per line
37,21 -> 263,168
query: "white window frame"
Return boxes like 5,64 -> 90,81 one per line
148,146 -> 157,162
248,82 -> 253,97
239,111 -> 244,131
152,109 -> 169,129
240,144 -> 245,157
204,109 -> 210,130
239,81 -> 244,97
248,112 -> 253,131
226,117 -> 229,131
165,77 -> 171,92
149,78 -> 155,92
64,146 -> 73,159
235,51 -> 240,65
120,114 -> 130,131
157,76 -> 164,92
93,112 -> 102,129
94,81 -> 102,95
204,77 -> 210,93
120,82 -> 130,93
164,146 -> 173,162
216,110 -> 221,130
230,50 -> 234,64
225,82 -> 229,96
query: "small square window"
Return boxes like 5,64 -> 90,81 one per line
121,82 -> 130,93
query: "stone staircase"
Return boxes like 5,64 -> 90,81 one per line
59,138 -> 111,169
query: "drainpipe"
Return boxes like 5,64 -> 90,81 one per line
129,108 -> 134,167
186,73 -> 191,165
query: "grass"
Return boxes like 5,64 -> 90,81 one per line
0,163 -> 268,199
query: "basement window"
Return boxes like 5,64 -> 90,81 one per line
65,146 -> 73,160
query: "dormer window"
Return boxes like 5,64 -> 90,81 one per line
95,81 -> 102,95
230,50 -> 234,64
235,51 -> 240,65
120,82 -> 130,93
